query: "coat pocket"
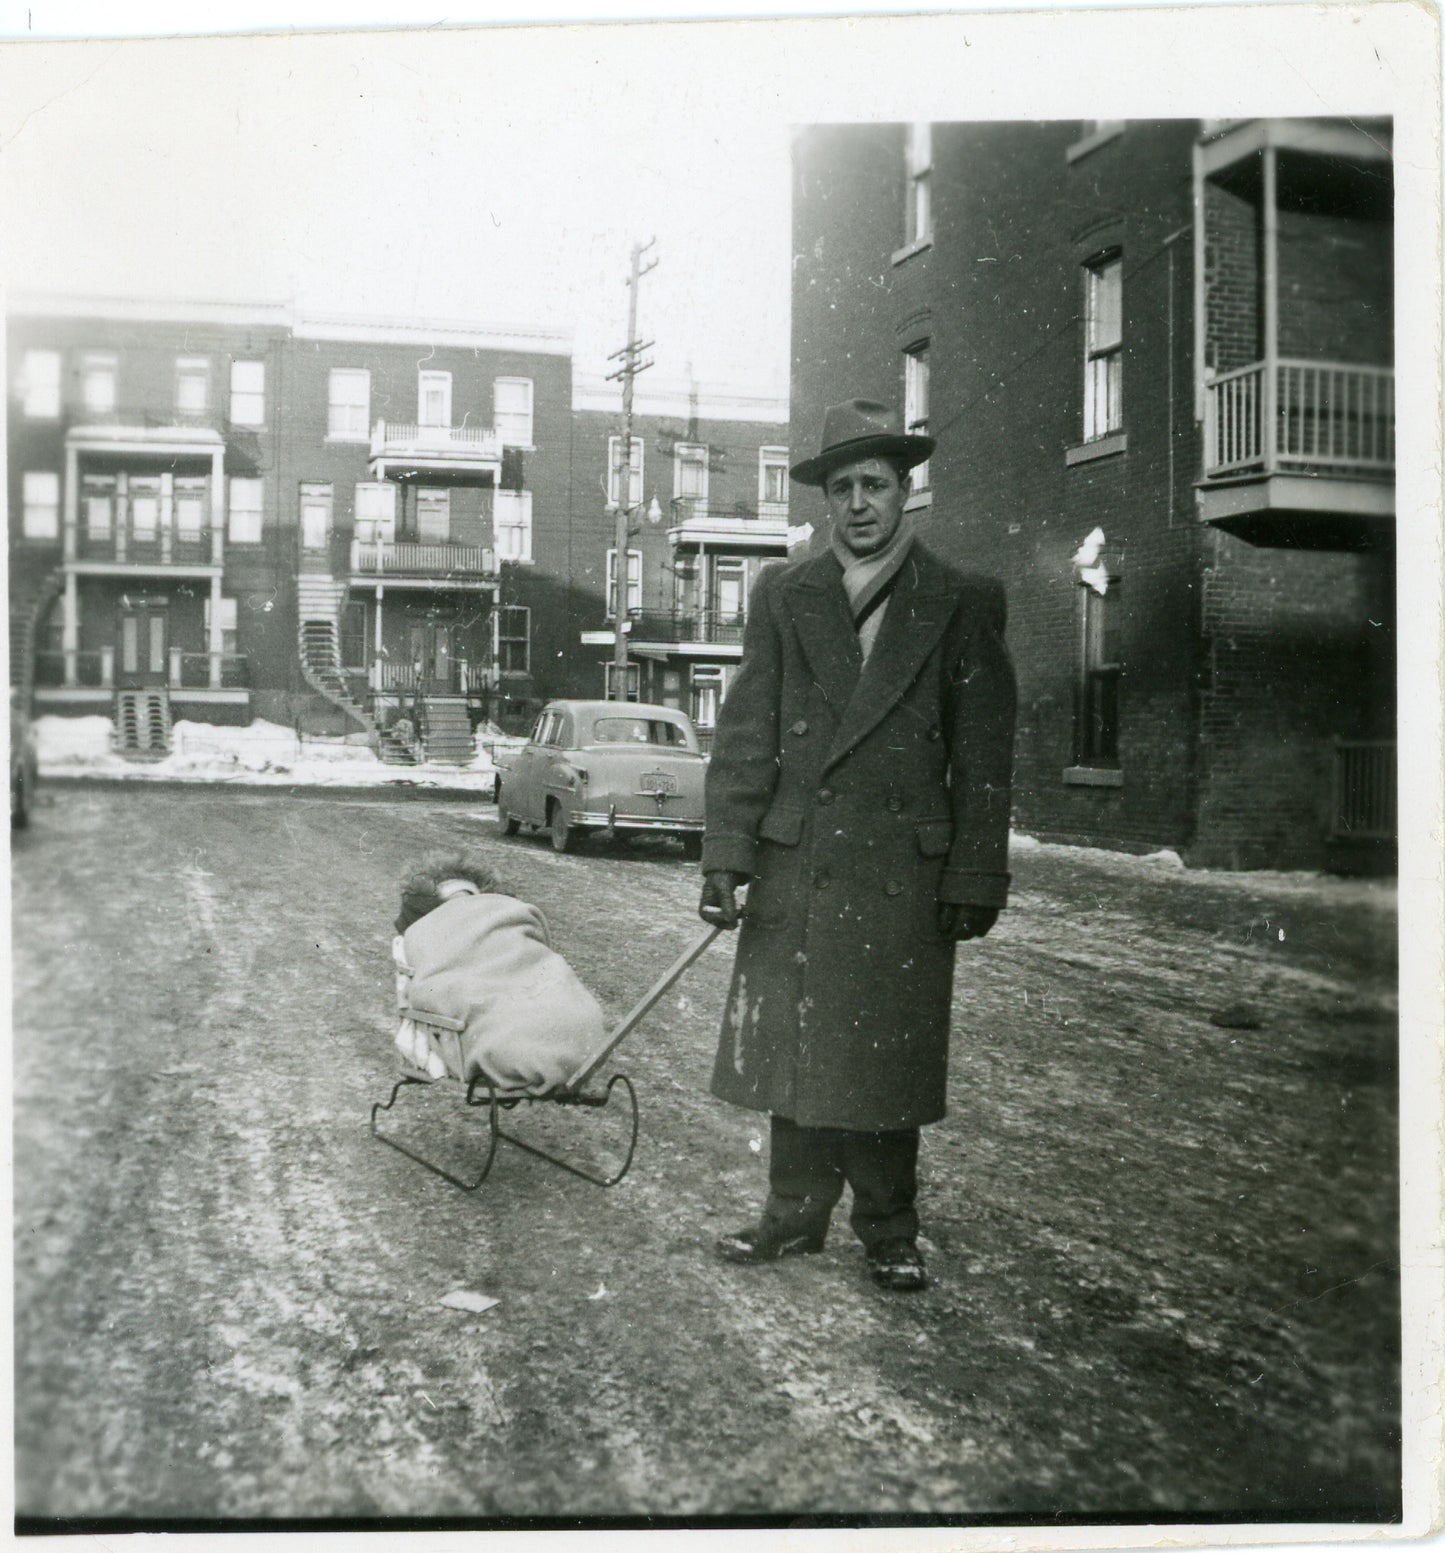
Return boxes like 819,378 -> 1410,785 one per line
914,819 -> 953,857
758,807 -> 805,846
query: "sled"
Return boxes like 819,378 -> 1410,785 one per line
369,924 -> 722,1192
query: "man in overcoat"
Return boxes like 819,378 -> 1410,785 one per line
698,399 -> 1016,1292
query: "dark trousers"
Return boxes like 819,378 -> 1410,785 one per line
761,1114 -> 920,1250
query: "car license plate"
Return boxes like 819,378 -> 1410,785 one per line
639,771 -> 677,795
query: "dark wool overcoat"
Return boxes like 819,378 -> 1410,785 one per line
701,541 -> 1016,1131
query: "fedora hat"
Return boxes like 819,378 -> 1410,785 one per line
789,398 -> 936,487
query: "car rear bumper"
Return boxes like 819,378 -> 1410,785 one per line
574,808 -> 704,834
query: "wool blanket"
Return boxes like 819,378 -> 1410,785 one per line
393,893 -> 605,1094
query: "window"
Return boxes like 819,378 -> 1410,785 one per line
494,377 -> 534,446
81,352 -> 117,416
904,342 -> 931,491
905,122 -> 932,247
353,482 -> 396,545
607,436 -> 644,508
229,360 -> 265,425
606,547 -> 643,617
674,443 -> 709,507
328,369 -> 370,440
22,350 -> 61,418
175,357 -> 210,417
603,662 -> 641,702
759,447 -> 789,508
415,488 -> 451,544
229,477 -> 264,543
1076,575 -> 1122,764
418,370 -> 452,428
204,596 -> 239,655
1084,252 -> 1123,441
22,471 -> 59,540
174,478 -> 207,537
83,477 -> 114,540
495,605 -> 530,674
494,490 -> 533,562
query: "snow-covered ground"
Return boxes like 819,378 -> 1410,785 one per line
34,716 -> 500,794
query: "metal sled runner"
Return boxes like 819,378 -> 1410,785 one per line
369,924 -> 721,1191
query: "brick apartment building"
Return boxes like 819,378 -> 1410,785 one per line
790,118 -> 1395,870
572,377 -> 790,743
7,296 -> 790,760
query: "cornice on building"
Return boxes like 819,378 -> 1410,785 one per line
6,291 -> 294,329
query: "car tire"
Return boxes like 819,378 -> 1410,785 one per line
549,801 -> 577,854
497,787 -> 521,836
681,833 -> 703,862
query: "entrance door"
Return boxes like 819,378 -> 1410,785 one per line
117,602 -> 169,687
410,621 -> 455,693
301,497 -> 330,553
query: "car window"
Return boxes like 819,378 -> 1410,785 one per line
590,717 -> 688,747
529,714 -> 547,744
554,714 -> 574,747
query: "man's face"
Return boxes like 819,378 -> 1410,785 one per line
825,457 -> 907,559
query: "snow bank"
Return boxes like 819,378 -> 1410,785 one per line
35,714 -> 499,792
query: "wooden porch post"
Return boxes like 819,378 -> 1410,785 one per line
1262,142 -> 1279,475
63,445 -> 79,564
208,573 -> 224,688
211,448 -> 226,566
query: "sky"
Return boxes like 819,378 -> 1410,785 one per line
2,1 -> 1433,406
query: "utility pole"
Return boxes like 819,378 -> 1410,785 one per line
604,238 -> 657,701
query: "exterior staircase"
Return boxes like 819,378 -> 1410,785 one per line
115,689 -> 172,756
377,724 -> 420,765
418,698 -> 475,765
10,567 -> 64,715
295,573 -> 375,742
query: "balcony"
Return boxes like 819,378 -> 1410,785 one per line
628,609 -> 748,652
368,420 -> 502,486
349,539 -> 497,588
667,499 -> 789,552
1198,359 -> 1394,550
70,522 -> 224,572
66,407 -> 226,461
33,649 -> 249,692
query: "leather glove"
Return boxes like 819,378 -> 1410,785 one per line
699,870 -> 747,930
936,903 -> 999,941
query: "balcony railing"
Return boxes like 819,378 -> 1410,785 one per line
629,609 -> 747,647
371,659 -> 485,695
1331,739 -> 1396,841
72,525 -> 223,567
32,649 -> 248,690
369,421 -> 501,460
350,540 -> 496,578
1205,360 -> 1395,479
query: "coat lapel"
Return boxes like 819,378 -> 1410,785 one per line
822,546 -> 955,772
780,552 -> 862,715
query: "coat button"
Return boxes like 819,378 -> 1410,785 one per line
927,725 -> 942,742
813,871 -> 830,890
885,880 -> 903,897
886,795 -> 903,812
790,719 -> 809,736
816,788 -> 835,806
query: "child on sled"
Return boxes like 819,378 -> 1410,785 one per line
392,850 -> 605,1096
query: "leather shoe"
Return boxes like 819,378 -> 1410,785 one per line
716,1223 -> 826,1264
866,1237 -> 928,1291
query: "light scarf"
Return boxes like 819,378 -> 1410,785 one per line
829,510 -> 916,661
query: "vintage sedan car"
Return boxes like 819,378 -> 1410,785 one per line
497,699 -> 707,856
